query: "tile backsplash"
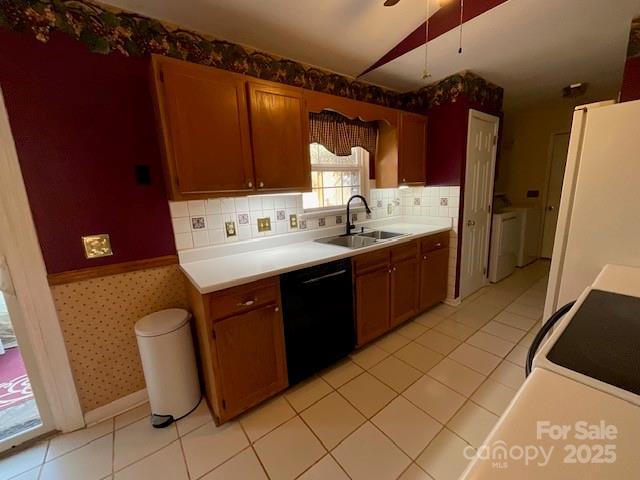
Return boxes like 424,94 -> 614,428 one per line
169,186 -> 460,251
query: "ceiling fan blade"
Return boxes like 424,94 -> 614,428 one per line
383,0 -> 401,6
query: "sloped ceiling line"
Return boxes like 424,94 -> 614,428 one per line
359,0 -> 508,77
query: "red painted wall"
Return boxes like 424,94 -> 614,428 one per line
0,30 -> 175,274
620,57 -> 640,102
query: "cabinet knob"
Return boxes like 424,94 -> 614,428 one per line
388,269 -> 392,274
423,255 -> 427,260
402,178 -> 406,182
247,181 -> 253,188
274,307 -> 280,312
237,299 -> 256,307
393,267 -> 397,272
435,242 -> 442,247
259,181 -> 265,188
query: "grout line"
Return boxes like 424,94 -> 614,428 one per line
111,423 -> 178,475
177,435 -> 191,480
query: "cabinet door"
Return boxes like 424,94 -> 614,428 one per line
355,267 -> 390,346
248,81 -> 311,192
213,303 -> 287,420
419,247 -> 449,311
390,257 -> 419,327
152,56 -> 254,199
398,112 -> 427,185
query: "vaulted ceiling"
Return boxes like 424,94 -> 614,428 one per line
103,0 -> 640,109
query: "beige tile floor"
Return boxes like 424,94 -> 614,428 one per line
0,261 -> 549,480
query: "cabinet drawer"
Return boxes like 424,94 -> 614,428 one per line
421,232 -> 450,253
391,241 -> 418,262
209,278 -> 279,322
353,249 -> 390,275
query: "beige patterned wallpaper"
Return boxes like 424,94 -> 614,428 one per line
50,265 -> 188,413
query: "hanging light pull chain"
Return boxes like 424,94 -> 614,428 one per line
458,0 -> 464,54
423,0 -> 432,79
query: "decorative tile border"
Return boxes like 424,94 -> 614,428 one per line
397,71 -> 504,112
0,0 -> 503,112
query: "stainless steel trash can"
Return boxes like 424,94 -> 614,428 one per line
135,308 -> 201,428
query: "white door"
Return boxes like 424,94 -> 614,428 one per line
541,133 -> 570,258
460,110 -> 499,299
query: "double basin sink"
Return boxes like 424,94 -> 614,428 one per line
315,229 -> 407,249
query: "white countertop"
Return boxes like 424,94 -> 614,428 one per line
461,368 -> 640,479
179,218 -> 451,294
463,264 -> 640,479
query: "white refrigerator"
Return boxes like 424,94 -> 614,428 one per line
544,99 -> 640,320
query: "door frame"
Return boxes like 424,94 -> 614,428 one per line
539,131 -> 571,258
0,87 -> 84,446
460,109 -> 500,299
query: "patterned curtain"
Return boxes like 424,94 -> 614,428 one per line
309,111 -> 378,160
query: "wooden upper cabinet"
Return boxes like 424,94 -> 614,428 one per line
150,55 -> 254,199
247,81 -> 311,192
398,112 -> 427,185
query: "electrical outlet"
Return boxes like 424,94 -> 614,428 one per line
289,214 -> 298,229
225,221 -> 236,237
257,217 -> 271,232
82,234 -> 113,259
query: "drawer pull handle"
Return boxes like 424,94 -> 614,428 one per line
237,299 -> 256,307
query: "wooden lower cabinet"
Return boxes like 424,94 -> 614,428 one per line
419,248 -> 449,310
354,233 -> 449,345
355,265 -> 391,346
390,255 -> 419,327
213,303 -> 288,420
419,232 -> 450,311
187,277 -> 287,424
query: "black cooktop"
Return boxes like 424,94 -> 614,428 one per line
547,289 -> 640,395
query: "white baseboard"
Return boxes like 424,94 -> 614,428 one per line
84,389 -> 148,427
444,297 -> 462,307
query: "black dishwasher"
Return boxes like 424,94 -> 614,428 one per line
280,258 -> 355,385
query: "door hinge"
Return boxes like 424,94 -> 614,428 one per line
488,204 -> 492,212
493,135 -> 498,146
483,267 -> 487,275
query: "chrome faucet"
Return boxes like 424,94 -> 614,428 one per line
345,195 -> 372,235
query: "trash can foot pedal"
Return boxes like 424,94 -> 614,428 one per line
151,413 -> 174,428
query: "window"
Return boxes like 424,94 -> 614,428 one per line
302,143 -> 369,211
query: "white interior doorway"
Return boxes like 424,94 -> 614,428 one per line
460,109 -> 500,299
541,132 -> 570,258
0,87 -> 84,452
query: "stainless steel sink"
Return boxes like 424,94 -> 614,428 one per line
315,235 -> 377,249
315,229 -> 407,249
357,230 -> 407,240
